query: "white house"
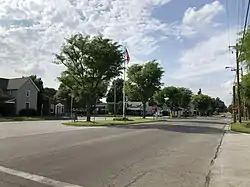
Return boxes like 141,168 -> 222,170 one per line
50,103 -> 64,116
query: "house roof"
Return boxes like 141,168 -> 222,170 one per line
0,78 -> 9,90
0,77 -> 39,91
7,77 -> 29,90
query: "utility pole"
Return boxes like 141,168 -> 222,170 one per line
233,85 -> 237,123
236,44 -> 242,123
229,45 -> 242,123
122,60 -> 126,118
114,81 -> 117,117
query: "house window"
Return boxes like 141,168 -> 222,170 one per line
25,102 -> 30,109
26,90 -> 30,97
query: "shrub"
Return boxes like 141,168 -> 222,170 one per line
19,108 -> 38,116
113,117 -> 134,121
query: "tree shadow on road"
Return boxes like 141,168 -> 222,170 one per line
107,122 -> 226,134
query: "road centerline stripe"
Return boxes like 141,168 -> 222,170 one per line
0,165 -> 83,187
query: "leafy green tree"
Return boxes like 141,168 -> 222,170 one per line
192,94 -> 213,116
106,78 -> 124,103
178,87 -> 193,109
30,75 -> 44,92
126,60 -> 164,118
228,104 -> 233,114
153,89 -> 166,108
153,87 -> 193,112
241,73 -> 250,118
30,75 -> 44,115
162,86 -> 180,112
54,34 -> 124,121
237,26 -> 250,66
44,88 -> 57,99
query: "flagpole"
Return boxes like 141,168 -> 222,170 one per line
122,58 -> 126,118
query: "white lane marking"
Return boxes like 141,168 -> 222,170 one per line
0,165 -> 83,187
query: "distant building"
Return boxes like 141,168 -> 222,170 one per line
0,77 -> 39,115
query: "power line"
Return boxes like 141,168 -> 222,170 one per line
225,0 -> 231,45
242,0 -> 250,38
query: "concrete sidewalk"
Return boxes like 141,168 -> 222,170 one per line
210,129 -> 250,187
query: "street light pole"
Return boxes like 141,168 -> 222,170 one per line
228,45 -> 242,123
122,60 -> 126,118
114,80 -> 117,117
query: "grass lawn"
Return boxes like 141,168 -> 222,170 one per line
0,117 -> 44,122
231,121 -> 250,134
0,116 -> 71,122
63,117 -> 166,127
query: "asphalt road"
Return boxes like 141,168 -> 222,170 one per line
0,119 -> 227,187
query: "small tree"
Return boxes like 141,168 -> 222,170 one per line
126,60 -> 164,118
192,94 -> 213,116
54,34 -> 124,121
30,75 -> 44,115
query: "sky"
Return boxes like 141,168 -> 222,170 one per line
0,0 -> 246,105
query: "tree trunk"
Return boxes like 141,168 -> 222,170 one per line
142,102 -> 146,119
86,103 -> 91,121
247,105 -> 250,120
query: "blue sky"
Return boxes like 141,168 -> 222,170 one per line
0,0 -> 245,104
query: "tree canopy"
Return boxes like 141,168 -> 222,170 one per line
54,34 -> 124,121
126,60 -> 164,118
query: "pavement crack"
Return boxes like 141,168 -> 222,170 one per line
123,171 -> 148,187
204,124 -> 228,187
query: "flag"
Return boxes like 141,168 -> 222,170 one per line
124,48 -> 130,64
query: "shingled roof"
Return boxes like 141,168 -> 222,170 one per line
0,77 -> 39,91
0,78 -> 8,90
7,77 -> 30,90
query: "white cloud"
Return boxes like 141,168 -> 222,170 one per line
180,1 -> 224,37
0,0 -> 173,88
167,27 -> 238,105
173,28 -> 237,79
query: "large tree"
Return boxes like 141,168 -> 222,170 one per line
126,60 -> 164,118
54,34 -> 124,121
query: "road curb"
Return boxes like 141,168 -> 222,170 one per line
205,123 -> 230,187
62,119 -> 167,127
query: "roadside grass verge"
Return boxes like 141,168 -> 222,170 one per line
63,117 -> 166,127
0,116 -> 71,122
231,121 -> 250,134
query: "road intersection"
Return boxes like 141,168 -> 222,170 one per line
0,118 -> 228,187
